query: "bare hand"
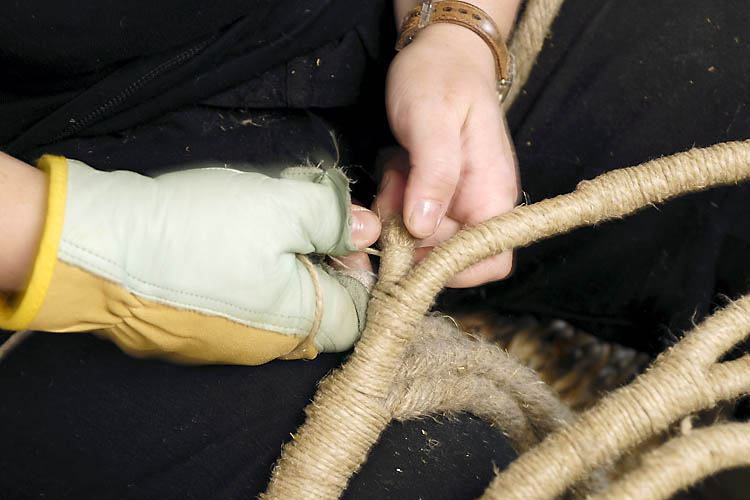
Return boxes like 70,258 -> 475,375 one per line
378,23 -> 519,287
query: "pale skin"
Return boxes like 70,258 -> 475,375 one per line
345,0 -> 523,287
1,0 -> 520,292
0,152 -> 47,291
0,151 -> 381,292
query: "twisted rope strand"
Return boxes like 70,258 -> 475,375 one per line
285,254 -> 324,358
481,292 -> 750,500
388,316 -> 611,498
587,422 -> 750,500
261,220 -> 419,500
505,0 -> 566,107
262,140 -> 750,500
404,141 -> 750,309
389,316 -> 577,448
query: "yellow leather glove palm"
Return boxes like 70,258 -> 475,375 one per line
0,156 -> 370,365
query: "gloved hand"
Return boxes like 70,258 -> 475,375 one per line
0,155 -> 379,365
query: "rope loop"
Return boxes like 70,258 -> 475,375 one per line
264,139 -> 750,500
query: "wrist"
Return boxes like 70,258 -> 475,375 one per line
0,155 -> 67,330
0,153 -> 47,292
395,1 -> 516,99
394,0 -> 521,39
415,23 -> 497,84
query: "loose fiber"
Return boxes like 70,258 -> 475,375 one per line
482,294 -> 750,500
505,0 -> 566,108
3,2 -> 748,499
587,422 -> 750,500
262,139 -> 750,500
0,329 -> 32,362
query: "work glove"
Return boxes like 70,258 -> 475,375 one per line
0,155 -> 374,365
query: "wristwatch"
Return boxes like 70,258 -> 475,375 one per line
396,0 -> 514,102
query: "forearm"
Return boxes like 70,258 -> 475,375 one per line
0,151 -> 47,292
393,0 -> 523,39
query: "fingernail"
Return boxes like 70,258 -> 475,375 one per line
408,199 -> 442,237
377,171 -> 392,195
351,208 -> 380,249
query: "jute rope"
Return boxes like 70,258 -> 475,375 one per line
504,0 -> 566,108
588,422 -> 750,500
262,134 -> 750,499
259,0 -> 750,495
284,254 -> 325,359
389,314 -> 610,498
482,284 -> 750,499
389,314 -> 576,449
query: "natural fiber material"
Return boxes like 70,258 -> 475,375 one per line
505,0 -> 565,108
262,221 -> 596,500
262,139 -> 750,500
482,292 -> 750,500
282,254 -> 324,359
588,422 -> 750,500
389,316 -> 575,449
0,329 -> 32,362
389,316 -> 610,497
455,313 -> 651,411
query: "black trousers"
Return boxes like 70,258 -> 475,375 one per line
2,1 -> 750,498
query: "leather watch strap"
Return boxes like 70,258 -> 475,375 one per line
397,0 -> 513,101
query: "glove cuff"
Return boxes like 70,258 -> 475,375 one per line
0,155 -> 68,330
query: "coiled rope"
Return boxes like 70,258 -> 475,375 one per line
260,1 -> 750,498
2,1 -> 747,498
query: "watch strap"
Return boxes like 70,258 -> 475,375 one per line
397,0 -> 513,101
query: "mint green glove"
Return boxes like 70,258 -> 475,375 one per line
0,155 -> 373,365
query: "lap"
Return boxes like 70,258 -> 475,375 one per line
0,331 -> 515,499
3,1 -> 749,497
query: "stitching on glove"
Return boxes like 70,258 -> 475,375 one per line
58,239 -> 323,337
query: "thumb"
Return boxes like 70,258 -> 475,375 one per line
401,118 -> 462,239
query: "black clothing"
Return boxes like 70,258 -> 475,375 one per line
0,331 -> 516,499
1,0 -> 386,155
2,1 -> 515,499
2,0 -> 750,498
444,0 -> 750,355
